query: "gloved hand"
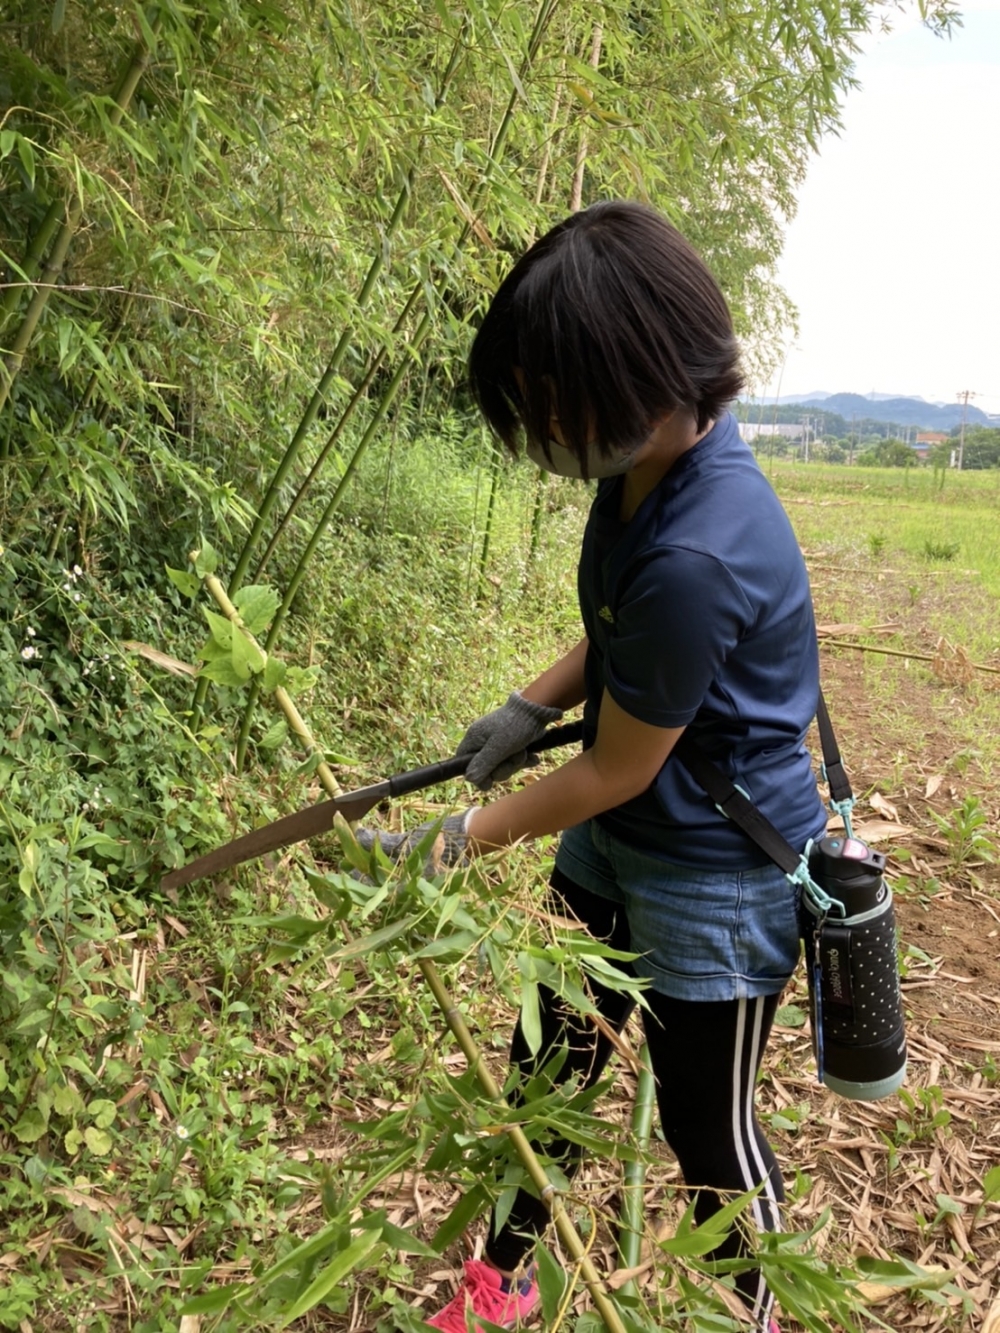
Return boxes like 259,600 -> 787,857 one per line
456,691 -> 563,791
354,809 -> 478,877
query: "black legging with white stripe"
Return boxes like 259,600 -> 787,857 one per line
485,869 -> 783,1330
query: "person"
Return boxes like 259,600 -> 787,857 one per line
357,200 -> 827,1333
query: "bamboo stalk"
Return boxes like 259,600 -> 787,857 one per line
527,468 -> 548,565
0,198 -> 62,334
235,305 -> 436,769
252,285 -> 421,580
229,0 -> 559,753
227,21 -> 471,597
822,638 -> 1000,675
569,22 -> 604,212
0,24 -> 159,413
198,565 -> 342,798
476,438 -> 503,601
418,959 -> 629,1333
617,1045 -> 656,1298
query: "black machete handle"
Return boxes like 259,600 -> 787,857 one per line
385,719 -> 584,800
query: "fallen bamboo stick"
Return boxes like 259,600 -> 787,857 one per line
821,638 -> 1000,676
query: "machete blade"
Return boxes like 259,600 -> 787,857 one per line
160,781 -> 390,891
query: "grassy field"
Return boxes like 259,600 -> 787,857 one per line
2,456 -> 998,1332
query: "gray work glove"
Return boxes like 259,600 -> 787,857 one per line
354,809 -> 478,877
456,690 -> 563,791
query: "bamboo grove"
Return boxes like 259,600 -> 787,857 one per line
0,0 -> 962,1321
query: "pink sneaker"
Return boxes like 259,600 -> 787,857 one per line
425,1259 -> 539,1331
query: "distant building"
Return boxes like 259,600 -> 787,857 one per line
739,422 -> 805,444
912,431 -> 948,461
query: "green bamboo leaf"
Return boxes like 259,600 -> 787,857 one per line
359,1212 -> 437,1257
17,136 -> 36,189
519,976 -> 542,1056
181,1285 -> 243,1316
536,1243 -> 566,1324
51,0 -> 67,33
430,1183 -> 491,1253
332,916 -> 419,959
278,1228 -> 382,1326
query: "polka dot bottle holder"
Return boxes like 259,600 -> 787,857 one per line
802,836 -> 908,1101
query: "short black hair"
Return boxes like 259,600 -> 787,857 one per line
468,200 -> 744,466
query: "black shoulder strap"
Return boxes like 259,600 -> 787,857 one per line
816,688 -> 852,806
673,686 -> 849,874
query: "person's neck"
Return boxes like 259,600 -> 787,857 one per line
618,411 -> 715,522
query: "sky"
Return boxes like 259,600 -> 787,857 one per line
760,0 -> 1000,415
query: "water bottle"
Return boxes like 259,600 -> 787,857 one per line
802,835 -> 907,1101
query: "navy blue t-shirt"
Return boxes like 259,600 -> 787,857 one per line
579,412 -> 827,867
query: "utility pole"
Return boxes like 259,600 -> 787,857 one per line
800,415 -> 811,463
956,389 -> 976,470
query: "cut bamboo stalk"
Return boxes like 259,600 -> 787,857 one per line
822,638 -> 1000,676
197,564 -> 342,799
419,959 -> 629,1333
617,1045 -> 656,1299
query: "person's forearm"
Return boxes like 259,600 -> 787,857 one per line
466,717 -> 684,851
521,637 -> 589,712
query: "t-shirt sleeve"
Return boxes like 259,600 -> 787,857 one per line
603,545 -> 753,727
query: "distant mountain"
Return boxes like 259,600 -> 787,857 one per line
754,392 -> 991,431
774,390 -> 832,404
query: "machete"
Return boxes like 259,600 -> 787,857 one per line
161,719 -> 583,890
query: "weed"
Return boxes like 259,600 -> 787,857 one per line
930,796 -> 996,868
868,532 -> 888,559
766,1101 -> 811,1134
892,1085 -> 952,1146
922,538 -> 960,561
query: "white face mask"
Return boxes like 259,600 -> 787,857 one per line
525,435 -> 638,480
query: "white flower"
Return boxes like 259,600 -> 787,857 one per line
175,1124 -> 190,1141
73,593 -> 81,603
62,583 -> 71,593
21,646 -> 37,660
27,627 -> 36,638
73,564 -> 83,577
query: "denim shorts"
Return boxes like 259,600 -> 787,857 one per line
554,820 -> 802,1002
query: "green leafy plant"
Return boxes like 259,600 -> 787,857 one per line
922,538 -> 960,561
930,796 -> 997,869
